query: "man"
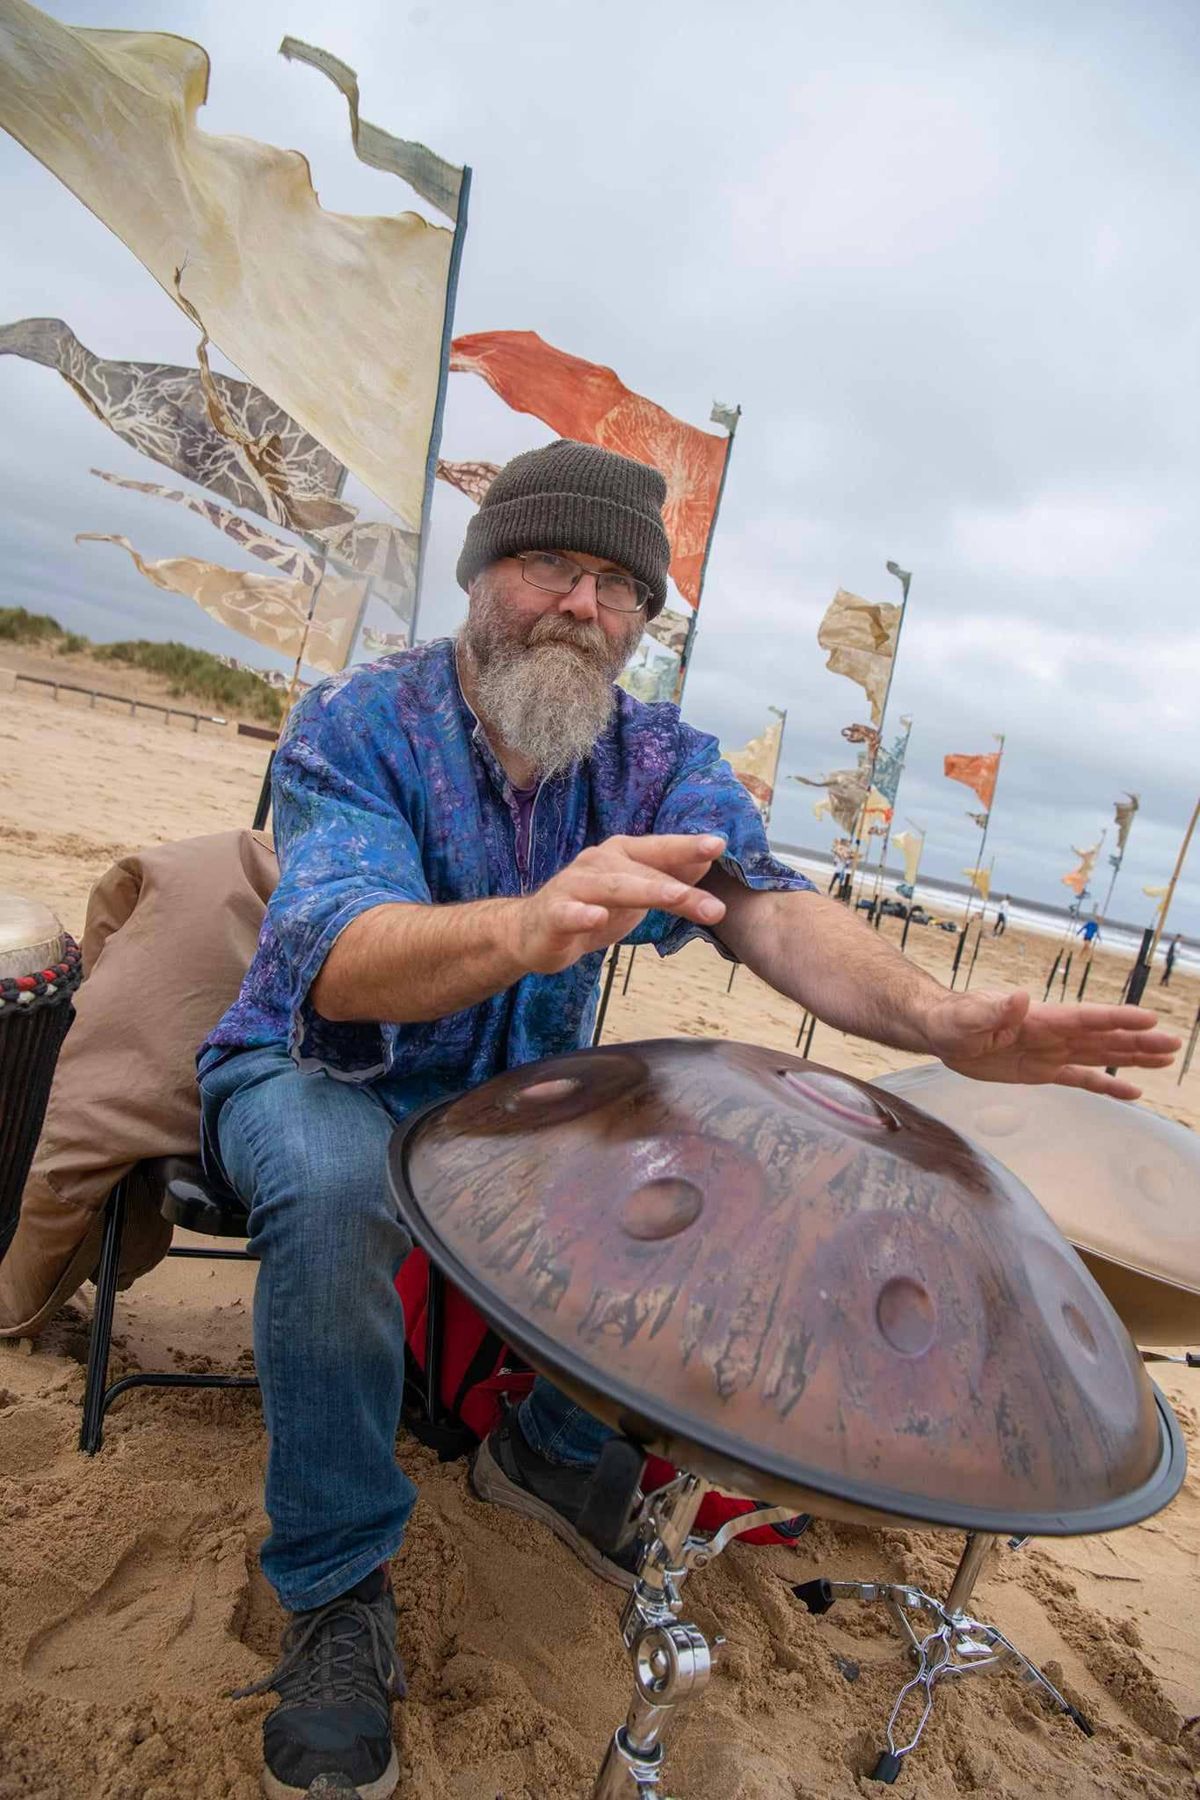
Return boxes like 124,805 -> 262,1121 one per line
992,895 -> 1009,936
199,440 -> 1178,1799
1078,916 -> 1101,947
1162,933 -> 1181,986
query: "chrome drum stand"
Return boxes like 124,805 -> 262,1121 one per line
591,1473 -> 800,1798
591,1500 -> 1096,1795
791,1532 -> 1094,1783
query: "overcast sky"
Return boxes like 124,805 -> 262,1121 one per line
2,0 -> 1197,931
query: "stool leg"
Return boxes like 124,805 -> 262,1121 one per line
79,1180 -> 128,1454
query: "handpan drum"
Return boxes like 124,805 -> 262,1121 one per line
388,1039 -> 1185,1537
875,1064 -> 1200,1344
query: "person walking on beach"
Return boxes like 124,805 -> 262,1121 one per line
992,896 -> 1009,936
198,440 -> 1180,1800
1078,917 -> 1101,947
1162,934 -> 1181,986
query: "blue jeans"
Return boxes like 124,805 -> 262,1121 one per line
198,1044 -> 612,1612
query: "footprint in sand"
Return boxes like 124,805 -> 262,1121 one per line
22,1524 -> 255,1702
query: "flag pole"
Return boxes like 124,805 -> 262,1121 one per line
727,705 -> 788,995
950,733 -> 1005,989
847,563 -> 911,909
251,560 -> 330,831
764,704 -> 788,829
1104,794 -> 1198,1077
898,821 -> 927,952
1139,794 -> 1199,987
410,166 -> 473,648
868,715 -> 913,928
673,404 -> 740,706
1072,828 -> 1108,1000
963,853 -> 995,991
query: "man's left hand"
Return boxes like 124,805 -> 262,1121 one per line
922,989 -> 1181,1100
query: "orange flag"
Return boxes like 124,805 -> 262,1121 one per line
1062,843 -> 1100,898
944,752 -> 1000,811
449,330 -> 727,607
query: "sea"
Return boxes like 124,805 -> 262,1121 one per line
769,843 -> 1200,979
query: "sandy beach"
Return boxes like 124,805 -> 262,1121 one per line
2,672 -> 1199,1800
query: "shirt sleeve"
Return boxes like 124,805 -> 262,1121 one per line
629,717 -> 814,961
267,677 -> 431,1079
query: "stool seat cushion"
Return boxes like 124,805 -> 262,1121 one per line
146,1155 -> 249,1236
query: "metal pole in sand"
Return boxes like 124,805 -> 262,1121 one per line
898,823 -> 927,953
1107,792 -> 1199,1074
592,946 -> 622,1046
671,405 -> 740,708
1180,1003 -> 1200,1085
950,738 -> 1005,991
252,561 -> 330,831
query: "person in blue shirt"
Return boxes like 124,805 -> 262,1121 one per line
1078,917 -> 1101,946
201,440 -> 1179,1799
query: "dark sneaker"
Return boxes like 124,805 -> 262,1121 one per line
231,1566 -> 405,1800
470,1408 -> 643,1589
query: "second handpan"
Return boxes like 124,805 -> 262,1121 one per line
875,1063 -> 1200,1344
389,1038 -> 1184,1537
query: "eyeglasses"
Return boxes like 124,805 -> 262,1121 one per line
515,551 -> 650,614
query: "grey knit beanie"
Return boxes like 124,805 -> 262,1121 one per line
455,439 -> 671,619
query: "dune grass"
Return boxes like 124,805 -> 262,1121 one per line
0,607 -> 284,724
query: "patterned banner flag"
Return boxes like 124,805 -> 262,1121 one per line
793,761 -> 869,836
89,466 -> 418,633
77,533 -> 366,675
817,590 -> 901,725
0,317 -> 349,531
841,721 -> 880,757
435,458 -> 500,505
944,751 -> 1001,811
278,37 -> 462,222
872,716 -> 913,807
863,788 -> 894,833
0,4 -> 457,534
893,830 -> 923,888
90,469 -> 321,583
963,865 -> 992,902
616,604 -> 694,705
313,521 -> 419,630
723,709 -> 786,821
1062,842 -> 1101,898
361,627 -> 411,655
1113,792 -> 1140,858
449,330 -> 728,607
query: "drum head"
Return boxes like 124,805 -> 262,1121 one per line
876,1065 -> 1200,1345
388,1040 -> 1184,1536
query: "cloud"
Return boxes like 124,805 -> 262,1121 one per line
0,0 -> 1196,931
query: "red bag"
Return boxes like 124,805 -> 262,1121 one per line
395,1251 -> 808,1547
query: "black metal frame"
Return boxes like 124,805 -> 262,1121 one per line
79,1173 -> 258,1455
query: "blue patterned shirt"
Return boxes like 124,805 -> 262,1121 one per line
204,638 -> 813,1117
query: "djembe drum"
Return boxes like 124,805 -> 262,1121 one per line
388,1040 -> 1185,1792
0,894 -> 81,1260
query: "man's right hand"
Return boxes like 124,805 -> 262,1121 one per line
513,833 -> 728,975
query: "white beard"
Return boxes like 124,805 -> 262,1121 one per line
461,576 -> 641,777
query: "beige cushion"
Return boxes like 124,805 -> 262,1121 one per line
0,829 -> 277,1336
